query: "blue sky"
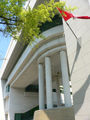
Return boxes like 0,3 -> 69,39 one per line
0,33 -> 11,68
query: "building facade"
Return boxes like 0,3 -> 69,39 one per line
0,0 -> 90,120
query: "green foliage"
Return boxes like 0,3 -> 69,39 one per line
15,0 -> 66,44
0,0 -> 27,33
40,14 -> 62,33
0,0 -> 73,44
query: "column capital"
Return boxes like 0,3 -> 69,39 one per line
60,50 -> 66,54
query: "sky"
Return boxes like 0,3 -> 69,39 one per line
0,33 -> 11,68
0,30 -> 11,120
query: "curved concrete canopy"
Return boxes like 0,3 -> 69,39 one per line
5,26 -> 64,86
11,41 -> 66,88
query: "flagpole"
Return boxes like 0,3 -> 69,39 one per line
56,7 -> 81,47
65,21 -> 78,40
56,8 -> 79,40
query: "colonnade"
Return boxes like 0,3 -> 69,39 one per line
38,51 -> 72,110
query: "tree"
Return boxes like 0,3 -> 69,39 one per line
0,0 -> 74,44
0,0 -> 26,32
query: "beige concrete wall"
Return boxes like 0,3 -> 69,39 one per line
8,87 -> 38,120
34,106 -> 75,120
63,0 -> 90,120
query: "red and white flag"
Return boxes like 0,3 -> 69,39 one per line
56,7 -> 90,21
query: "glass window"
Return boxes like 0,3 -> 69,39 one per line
6,85 -> 10,92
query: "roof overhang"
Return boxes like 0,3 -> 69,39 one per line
1,41 -> 26,80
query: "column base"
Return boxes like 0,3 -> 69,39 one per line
34,106 -> 75,120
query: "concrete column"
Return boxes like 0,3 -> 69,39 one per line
45,57 -> 53,109
38,64 -> 45,109
60,51 -> 72,107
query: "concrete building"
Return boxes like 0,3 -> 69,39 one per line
0,0 -> 90,120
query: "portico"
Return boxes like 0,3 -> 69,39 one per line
38,49 -> 72,110
0,24 -> 75,120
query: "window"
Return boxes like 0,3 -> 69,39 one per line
25,84 -> 38,92
6,85 -> 10,92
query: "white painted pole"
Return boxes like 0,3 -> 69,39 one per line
60,51 -> 72,107
38,64 -> 45,109
45,57 -> 53,109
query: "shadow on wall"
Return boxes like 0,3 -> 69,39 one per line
70,38 -> 81,76
68,38 -> 90,115
73,74 -> 90,114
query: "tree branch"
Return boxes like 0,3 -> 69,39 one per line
0,21 -> 14,25
0,29 -> 4,32
0,15 -> 17,22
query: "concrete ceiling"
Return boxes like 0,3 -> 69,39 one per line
12,53 -> 61,88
